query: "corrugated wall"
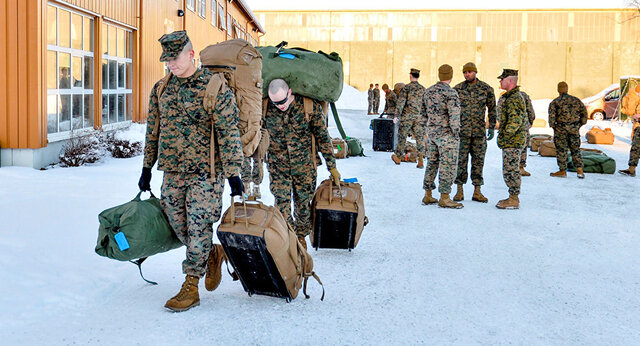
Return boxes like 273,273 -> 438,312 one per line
257,9 -> 640,99
61,0 -> 138,27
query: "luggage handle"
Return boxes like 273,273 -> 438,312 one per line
328,179 -> 345,207
230,195 -> 249,228
133,191 -> 156,201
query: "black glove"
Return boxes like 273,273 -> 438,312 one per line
228,176 -> 244,197
138,167 -> 152,191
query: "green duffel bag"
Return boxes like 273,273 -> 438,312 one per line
346,137 -> 364,157
567,149 -> 616,174
96,192 -> 183,283
257,43 -> 343,102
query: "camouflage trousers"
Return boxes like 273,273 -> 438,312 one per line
241,156 -> 264,185
423,135 -> 460,194
502,148 -> 522,196
268,162 -> 316,237
161,172 -> 224,278
373,98 -> 380,113
455,135 -> 487,186
368,100 -> 374,114
394,114 -> 426,157
629,125 -> 640,167
554,129 -> 583,170
520,132 -> 530,167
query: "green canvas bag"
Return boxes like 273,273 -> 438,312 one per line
346,137 -> 364,157
95,192 -> 183,284
567,149 -> 616,174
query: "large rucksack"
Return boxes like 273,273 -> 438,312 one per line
568,148 -> 616,174
217,198 -> 324,301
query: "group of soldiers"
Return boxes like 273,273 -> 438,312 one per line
367,83 -> 381,115
138,31 -> 339,312
385,63 -> 593,210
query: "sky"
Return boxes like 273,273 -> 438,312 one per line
245,0 -> 633,11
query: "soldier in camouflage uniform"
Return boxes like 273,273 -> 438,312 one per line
373,83 -> 381,114
421,64 -> 463,209
496,89 -> 535,176
392,68 -> 427,168
138,31 -> 245,312
264,79 -> 341,249
367,84 -> 374,115
452,62 -> 496,203
619,84 -> 640,177
548,81 -> 588,178
495,69 -> 528,209
381,84 -> 395,116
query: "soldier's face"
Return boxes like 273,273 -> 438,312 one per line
269,88 -> 293,112
167,49 -> 195,77
463,71 -> 476,81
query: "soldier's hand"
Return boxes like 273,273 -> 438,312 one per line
486,128 -> 495,141
393,116 -> 399,124
228,176 -> 244,197
329,167 -> 341,186
138,167 -> 152,192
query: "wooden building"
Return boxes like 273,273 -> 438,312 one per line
0,0 -> 264,168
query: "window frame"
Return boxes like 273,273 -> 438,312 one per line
210,0 -> 217,27
187,0 -> 195,12
218,4 -> 226,30
101,22 -> 134,127
198,0 -> 206,19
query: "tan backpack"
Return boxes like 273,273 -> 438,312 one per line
331,137 -> 348,159
530,134 -> 553,152
539,140 -> 557,157
217,198 -> 324,301
200,39 -> 264,157
586,126 -> 615,145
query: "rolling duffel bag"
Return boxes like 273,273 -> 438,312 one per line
332,137 -> 348,159
217,198 -> 324,301
372,117 -> 398,152
311,179 -> 368,250
538,140 -> 557,157
530,134 -> 553,152
586,126 -> 615,145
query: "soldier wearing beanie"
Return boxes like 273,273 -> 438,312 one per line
452,62 -> 496,203
619,83 -> 640,176
421,64 -> 463,208
392,68 -> 428,168
549,81 -> 589,178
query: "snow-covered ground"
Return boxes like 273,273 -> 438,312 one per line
1,88 -> 640,344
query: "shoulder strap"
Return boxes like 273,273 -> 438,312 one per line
151,73 -> 173,140
262,98 -> 269,118
203,73 -> 226,181
302,97 -> 319,169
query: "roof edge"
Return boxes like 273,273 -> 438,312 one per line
235,0 -> 266,34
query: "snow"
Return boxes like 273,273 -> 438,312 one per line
581,83 -> 620,105
2,88 -> 640,344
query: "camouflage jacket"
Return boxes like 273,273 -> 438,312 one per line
368,88 -> 374,102
454,78 -> 496,137
497,86 -> 528,149
423,81 -> 461,139
384,91 -> 398,115
373,88 -> 380,100
548,93 -> 588,132
396,81 -> 427,117
497,90 -> 535,129
143,69 -> 244,178
264,95 -> 336,173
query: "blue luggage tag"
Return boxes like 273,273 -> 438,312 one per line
277,53 -> 296,60
114,232 -> 130,251
343,177 -> 358,183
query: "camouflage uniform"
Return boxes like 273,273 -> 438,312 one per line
373,87 -> 381,113
241,156 -> 263,186
453,78 -> 496,186
264,95 -> 336,237
394,81 -> 427,157
384,91 -> 398,117
630,126 -> 640,167
497,86 -> 528,195
548,93 -> 588,170
368,87 -> 374,114
497,90 -> 535,167
422,82 -> 461,194
622,91 -> 640,167
143,66 -> 243,278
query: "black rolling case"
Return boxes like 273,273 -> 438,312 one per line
372,118 -> 398,151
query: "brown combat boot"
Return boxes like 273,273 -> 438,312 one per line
205,244 -> 225,291
298,236 -> 307,250
165,275 -> 200,312
520,166 -> 531,176
550,169 -> 567,178
471,185 -> 488,203
577,167 -> 585,179
416,154 -> 424,169
496,195 -> 519,209
391,154 -> 401,165
453,184 -> 464,201
619,166 -> 636,177
438,193 -> 464,209
422,190 -> 437,205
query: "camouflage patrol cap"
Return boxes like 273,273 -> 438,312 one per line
410,68 -> 420,74
158,30 -> 191,62
497,69 -> 518,79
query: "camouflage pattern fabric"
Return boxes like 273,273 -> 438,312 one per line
143,68 -> 243,178
394,114 -> 426,157
384,91 -> 398,116
368,88 -> 374,114
264,95 -> 335,237
629,126 -> 640,167
502,148 -> 522,195
161,172 -> 225,278
548,92 -> 588,170
423,136 -> 459,194
453,78 -> 496,137
241,156 -> 263,185
455,136 -> 487,186
497,87 -> 528,149
554,129 -> 583,170
373,87 -> 380,113
519,91 -> 535,167
396,81 -> 427,118
158,30 -> 190,62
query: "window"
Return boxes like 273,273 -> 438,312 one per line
46,4 -> 95,135
218,4 -> 225,30
227,13 -> 232,33
102,22 -> 133,125
187,0 -> 195,11
198,0 -> 206,19
210,0 -> 217,27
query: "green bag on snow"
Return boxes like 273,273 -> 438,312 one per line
96,192 -> 182,262
567,149 -> 616,174
256,44 -> 344,102
346,137 -> 364,157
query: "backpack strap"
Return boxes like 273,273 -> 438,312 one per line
303,97 -> 319,169
203,73 -> 226,180
129,257 -> 158,285
150,73 -> 173,141
297,239 -> 325,301
262,97 -> 269,119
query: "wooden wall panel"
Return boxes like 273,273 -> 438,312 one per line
60,0 -> 138,27
0,0 -> 8,149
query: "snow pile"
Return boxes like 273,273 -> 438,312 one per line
113,122 -> 146,143
335,83 -> 386,112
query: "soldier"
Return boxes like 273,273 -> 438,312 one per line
548,81 -> 588,178
619,84 -> 640,176
264,78 -> 341,249
421,64 -> 463,208
367,83 -> 374,115
381,83 -> 395,116
138,31 -> 245,312
391,68 -> 427,169
495,69 -> 528,209
387,83 -> 405,119
452,62 -> 496,203
496,89 -> 535,176
373,83 -> 381,114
